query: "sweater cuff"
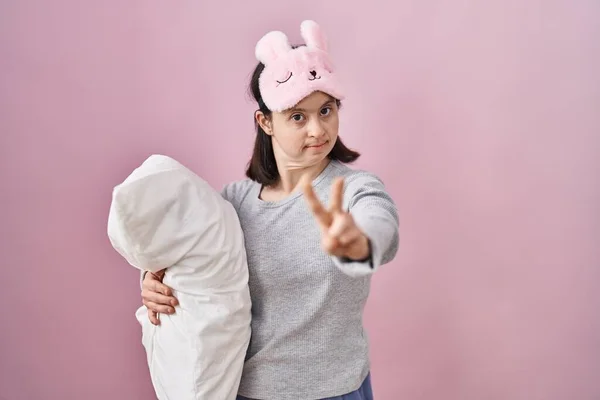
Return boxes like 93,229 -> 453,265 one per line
337,239 -> 373,265
332,238 -> 377,277
332,213 -> 392,277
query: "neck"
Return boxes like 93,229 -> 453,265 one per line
273,158 -> 331,194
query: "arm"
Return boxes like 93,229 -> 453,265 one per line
332,172 -> 399,277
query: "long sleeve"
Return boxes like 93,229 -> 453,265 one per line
332,172 -> 399,277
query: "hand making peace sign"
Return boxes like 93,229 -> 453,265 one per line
302,176 -> 371,261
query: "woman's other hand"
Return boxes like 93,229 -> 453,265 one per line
141,270 -> 178,325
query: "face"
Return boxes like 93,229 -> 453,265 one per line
257,91 -> 339,170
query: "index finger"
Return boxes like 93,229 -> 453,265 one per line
301,175 -> 332,227
146,278 -> 173,297
329,177 -> 344,214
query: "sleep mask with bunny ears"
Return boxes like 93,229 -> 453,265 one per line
255,20 -> 345,112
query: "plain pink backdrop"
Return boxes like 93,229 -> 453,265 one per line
1,1 -> 599,399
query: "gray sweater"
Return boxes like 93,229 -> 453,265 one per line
221,160 -> 399,399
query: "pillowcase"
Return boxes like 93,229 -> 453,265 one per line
107,154 -> 251,400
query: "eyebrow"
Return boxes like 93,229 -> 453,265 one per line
287,99 -> 335,114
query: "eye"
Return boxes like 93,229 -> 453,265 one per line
320,107 -> 332,116
291,113 -> 304,122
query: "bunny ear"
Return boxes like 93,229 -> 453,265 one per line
255,30 -> 292,65
300,20 -> 327,52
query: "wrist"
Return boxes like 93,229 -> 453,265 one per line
147,269 -> 166,281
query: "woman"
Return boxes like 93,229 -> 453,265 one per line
141,20 -> 399,399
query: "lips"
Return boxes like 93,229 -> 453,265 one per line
306,142 -> 327,149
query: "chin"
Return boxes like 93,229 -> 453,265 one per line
311,154 -> 331,167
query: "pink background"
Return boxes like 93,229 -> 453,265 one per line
1,1 -> 599,399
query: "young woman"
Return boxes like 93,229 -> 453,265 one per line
140,20 -> 399,400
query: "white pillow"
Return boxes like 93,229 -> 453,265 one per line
107,154 -> 252,400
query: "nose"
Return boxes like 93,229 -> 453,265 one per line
307,117 -> 326,138
310,70 -> 317,77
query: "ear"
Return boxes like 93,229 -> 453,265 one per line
255,111 -> 273,136
300,20 -> 327,52
255,30 -> 291,65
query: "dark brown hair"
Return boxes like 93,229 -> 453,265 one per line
244,53 -> 360,186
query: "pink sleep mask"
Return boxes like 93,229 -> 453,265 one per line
255,20 -> 345,112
